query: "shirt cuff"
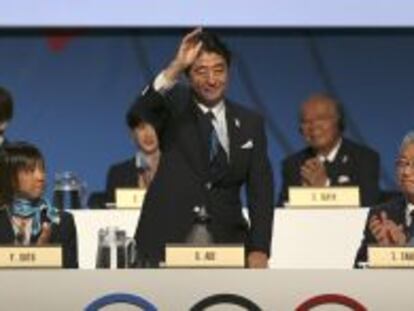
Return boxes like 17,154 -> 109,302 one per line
153,71 -> 176,93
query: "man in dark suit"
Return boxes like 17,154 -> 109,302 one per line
0,86 -> 14,149
355,131 -> 414,265
105,104 -> 160,203
133,29 -> 274,268
279,93 -> 380,207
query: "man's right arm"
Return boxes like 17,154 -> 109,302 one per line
135,28 -> 204,133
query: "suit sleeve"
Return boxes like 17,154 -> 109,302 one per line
105,165 -> 117,204
278,159 -> 291,207
245,116 -> 275,256
359,150 -> 380,207
61,212 -> 79,268
134,81 -> 189,139
354,208 -> 380,266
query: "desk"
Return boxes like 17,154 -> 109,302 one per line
70,208 -> 369,269
0,270 -> 411,310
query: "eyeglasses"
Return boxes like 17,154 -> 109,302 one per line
396,159 -> 414,171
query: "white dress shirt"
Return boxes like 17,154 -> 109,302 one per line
405,202 -> 414,227
316,139 -> 342,186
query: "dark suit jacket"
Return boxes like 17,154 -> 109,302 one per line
0,209 -> 78,268
278,138 -> 380,207
355,195 -> 407,265
105,158 -> 138,203
133,84 -> 274,264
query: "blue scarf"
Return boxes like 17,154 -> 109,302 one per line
11,198 -> 60,236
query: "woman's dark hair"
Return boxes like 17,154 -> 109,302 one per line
126,103 -> 144,130
0,142 -> 45,205
0,86 -> 14,123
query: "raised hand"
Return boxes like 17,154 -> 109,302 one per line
164,28 -> 203,81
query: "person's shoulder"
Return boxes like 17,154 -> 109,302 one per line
57,210 -> 75,226
369,195 -> 405,215
108,158 -> 135,172
0,207 -> 8,219
342,138 -> 379,159
227,101 -> 262,120
164,82 -> 192,111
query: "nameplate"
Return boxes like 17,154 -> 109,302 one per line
165,244 -> 245,268
0,246 -> 62,268
368,246 -> 414,268
115,188 -> 146,209
287,186 -> 360,208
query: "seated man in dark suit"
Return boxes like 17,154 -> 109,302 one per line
355,131 -> 414,264
279,93 -> 380,207
105,104 -> 160,203
0,86 -> 14,149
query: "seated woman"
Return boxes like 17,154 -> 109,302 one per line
0,142 -> 78,268
105,104 -> 161,203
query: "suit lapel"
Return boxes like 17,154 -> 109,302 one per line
177,102 -> 209,180
223,102 -> 247,180
0,211 -> 16,243
226,103 -> 238,165
128,159 -> 139,187
330,140 -> 353,185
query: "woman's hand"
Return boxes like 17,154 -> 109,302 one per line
36,223 -> 52,245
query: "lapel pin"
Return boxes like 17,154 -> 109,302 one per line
234,118 -> 240,128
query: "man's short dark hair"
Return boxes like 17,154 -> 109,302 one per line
185,31 -> 232,77
126,103 -> 144,130
0,87 -> 13,123
197,31 -> 232,67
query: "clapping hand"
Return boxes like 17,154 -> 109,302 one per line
36,223 -> 52,245
300,157 -> 329,187
368,211 -> 407,246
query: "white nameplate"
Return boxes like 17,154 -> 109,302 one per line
368,247 -> 414,268
287,186 -> 360,208
165,244 -> 245,268
115,188 -> 146,209
0,246 -> 62,268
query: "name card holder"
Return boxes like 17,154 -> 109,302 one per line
115,188 -> 146,209
165,244 -> 245,268
0,245 -> 62,268
287,186 -> 360,208
368,246 -> 414,268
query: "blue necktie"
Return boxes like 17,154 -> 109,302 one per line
206,111 -> 222,162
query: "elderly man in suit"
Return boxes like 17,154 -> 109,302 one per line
279,93 -> 380,207
133,29 -> 274,268
355,131 -> 414,264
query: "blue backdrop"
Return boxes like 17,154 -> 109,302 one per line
0,29 -> 412,200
